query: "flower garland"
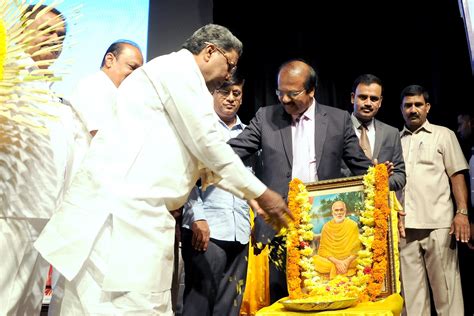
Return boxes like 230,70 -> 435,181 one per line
357,164 -> 390,301
286,164 -> 390,302
366,164 -> 390,300
286,178 -> 318,299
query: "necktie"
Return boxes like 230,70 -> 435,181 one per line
359,123 -> 372,159
292,116 -> 312,182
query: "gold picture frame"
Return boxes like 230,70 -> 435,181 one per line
302,175 -> 397,299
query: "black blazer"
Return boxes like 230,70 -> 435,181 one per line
229,102 -> 371,199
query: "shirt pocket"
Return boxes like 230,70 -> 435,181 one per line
417,144 -> 434,164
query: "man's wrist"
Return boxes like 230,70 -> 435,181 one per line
456,208 -> 468,216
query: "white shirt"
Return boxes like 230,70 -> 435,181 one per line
35,49 -> 266,292
70,70 -> 117,133
0,56 -> 90,219
291,99 -> 317,182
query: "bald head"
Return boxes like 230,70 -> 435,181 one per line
101,42 -> 143,87
276,59 -> 317,116
279,60 -> 310,81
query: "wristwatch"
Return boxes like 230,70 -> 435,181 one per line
456,208 -> 468,215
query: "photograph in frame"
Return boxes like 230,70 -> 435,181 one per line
296,176 -> 397,299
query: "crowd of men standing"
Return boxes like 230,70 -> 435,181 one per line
1,3 -> 473,316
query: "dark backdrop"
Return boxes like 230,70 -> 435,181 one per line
213,0 -> 474,131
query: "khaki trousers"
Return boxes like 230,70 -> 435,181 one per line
400,228 -> 464,316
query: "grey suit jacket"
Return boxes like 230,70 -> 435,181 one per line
229,102 -> 372,200
341,117 -> 406,191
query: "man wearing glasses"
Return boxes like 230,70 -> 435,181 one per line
181,74 -> 251,316
228,59 -> 372,302
35,24 -> 290,314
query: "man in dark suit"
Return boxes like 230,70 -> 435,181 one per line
342,73 -> 405,191
228,60 -> 372,302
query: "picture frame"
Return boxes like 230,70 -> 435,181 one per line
303,175 -> 397,299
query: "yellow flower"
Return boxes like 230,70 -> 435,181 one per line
0,18 -> 6,81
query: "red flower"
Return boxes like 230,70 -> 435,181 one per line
299,241 -> 309,248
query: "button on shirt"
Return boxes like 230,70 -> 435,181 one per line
291,100 -> 317,182
183,116 -> 251,244
399,120 -> 468,228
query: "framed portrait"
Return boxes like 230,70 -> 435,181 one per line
303,175 -> 397,299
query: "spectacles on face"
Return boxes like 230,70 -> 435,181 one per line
206,42 -> 237,74
216,89 -> 242,99
275,89 -> 306,99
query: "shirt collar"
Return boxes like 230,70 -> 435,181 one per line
292,98 -> 316,123
216,114 -> 244,130
351,113 -> 374,129
401,119 -> 432,136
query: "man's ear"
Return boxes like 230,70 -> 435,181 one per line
203,43 -> 214,62
104,52 -> 115,68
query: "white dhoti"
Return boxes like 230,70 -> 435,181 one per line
0,217 -> 50,316
58,217 -> 173,316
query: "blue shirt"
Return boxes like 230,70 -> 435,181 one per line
182,116 -> 251,244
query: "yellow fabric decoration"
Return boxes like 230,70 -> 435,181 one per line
389,191 -> 402,294
0,18 -> 6,81
240,209 -> 270,316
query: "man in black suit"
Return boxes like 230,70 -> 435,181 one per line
341,74 -> 405,191
228,59 -> 372,302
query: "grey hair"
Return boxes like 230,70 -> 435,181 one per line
182,24 -> 243,56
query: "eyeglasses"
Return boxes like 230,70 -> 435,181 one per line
275,89 -> 306,99
216,89 -> 242,99
206,42 -> 237,74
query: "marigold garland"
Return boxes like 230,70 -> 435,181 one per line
286,164 -> 390,303
365,164 -> 390,300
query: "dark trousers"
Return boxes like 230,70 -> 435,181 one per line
181,228 -> 248,316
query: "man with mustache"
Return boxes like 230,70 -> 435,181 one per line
398,84 -> 470,315
181,74 -> 252,316
313,201 -> 362,279
342,74 -> 405,191
34,24 -> 290,314
71,40 -> 144,137
228,59 -> 373,302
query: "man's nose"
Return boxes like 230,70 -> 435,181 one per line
408,105 -> 418,112
281,94 -> 291,103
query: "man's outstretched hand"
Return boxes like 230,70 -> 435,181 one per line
251,188 -> 293,230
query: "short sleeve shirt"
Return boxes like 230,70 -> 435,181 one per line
400,120 -> 468,228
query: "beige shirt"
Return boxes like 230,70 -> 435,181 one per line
399,120 -> 468,228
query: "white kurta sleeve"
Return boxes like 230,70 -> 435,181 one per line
145,50 -> 266,200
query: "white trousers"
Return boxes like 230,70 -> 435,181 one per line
400,228 -> 464,316
0,217 -> 50,316
57,217 -> 173,315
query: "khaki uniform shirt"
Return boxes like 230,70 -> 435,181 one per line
400,120 -> 468,228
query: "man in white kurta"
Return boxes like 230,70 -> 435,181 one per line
0,5 -> 90,316
35,24 -> 289,315
70,40 -> 143,136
